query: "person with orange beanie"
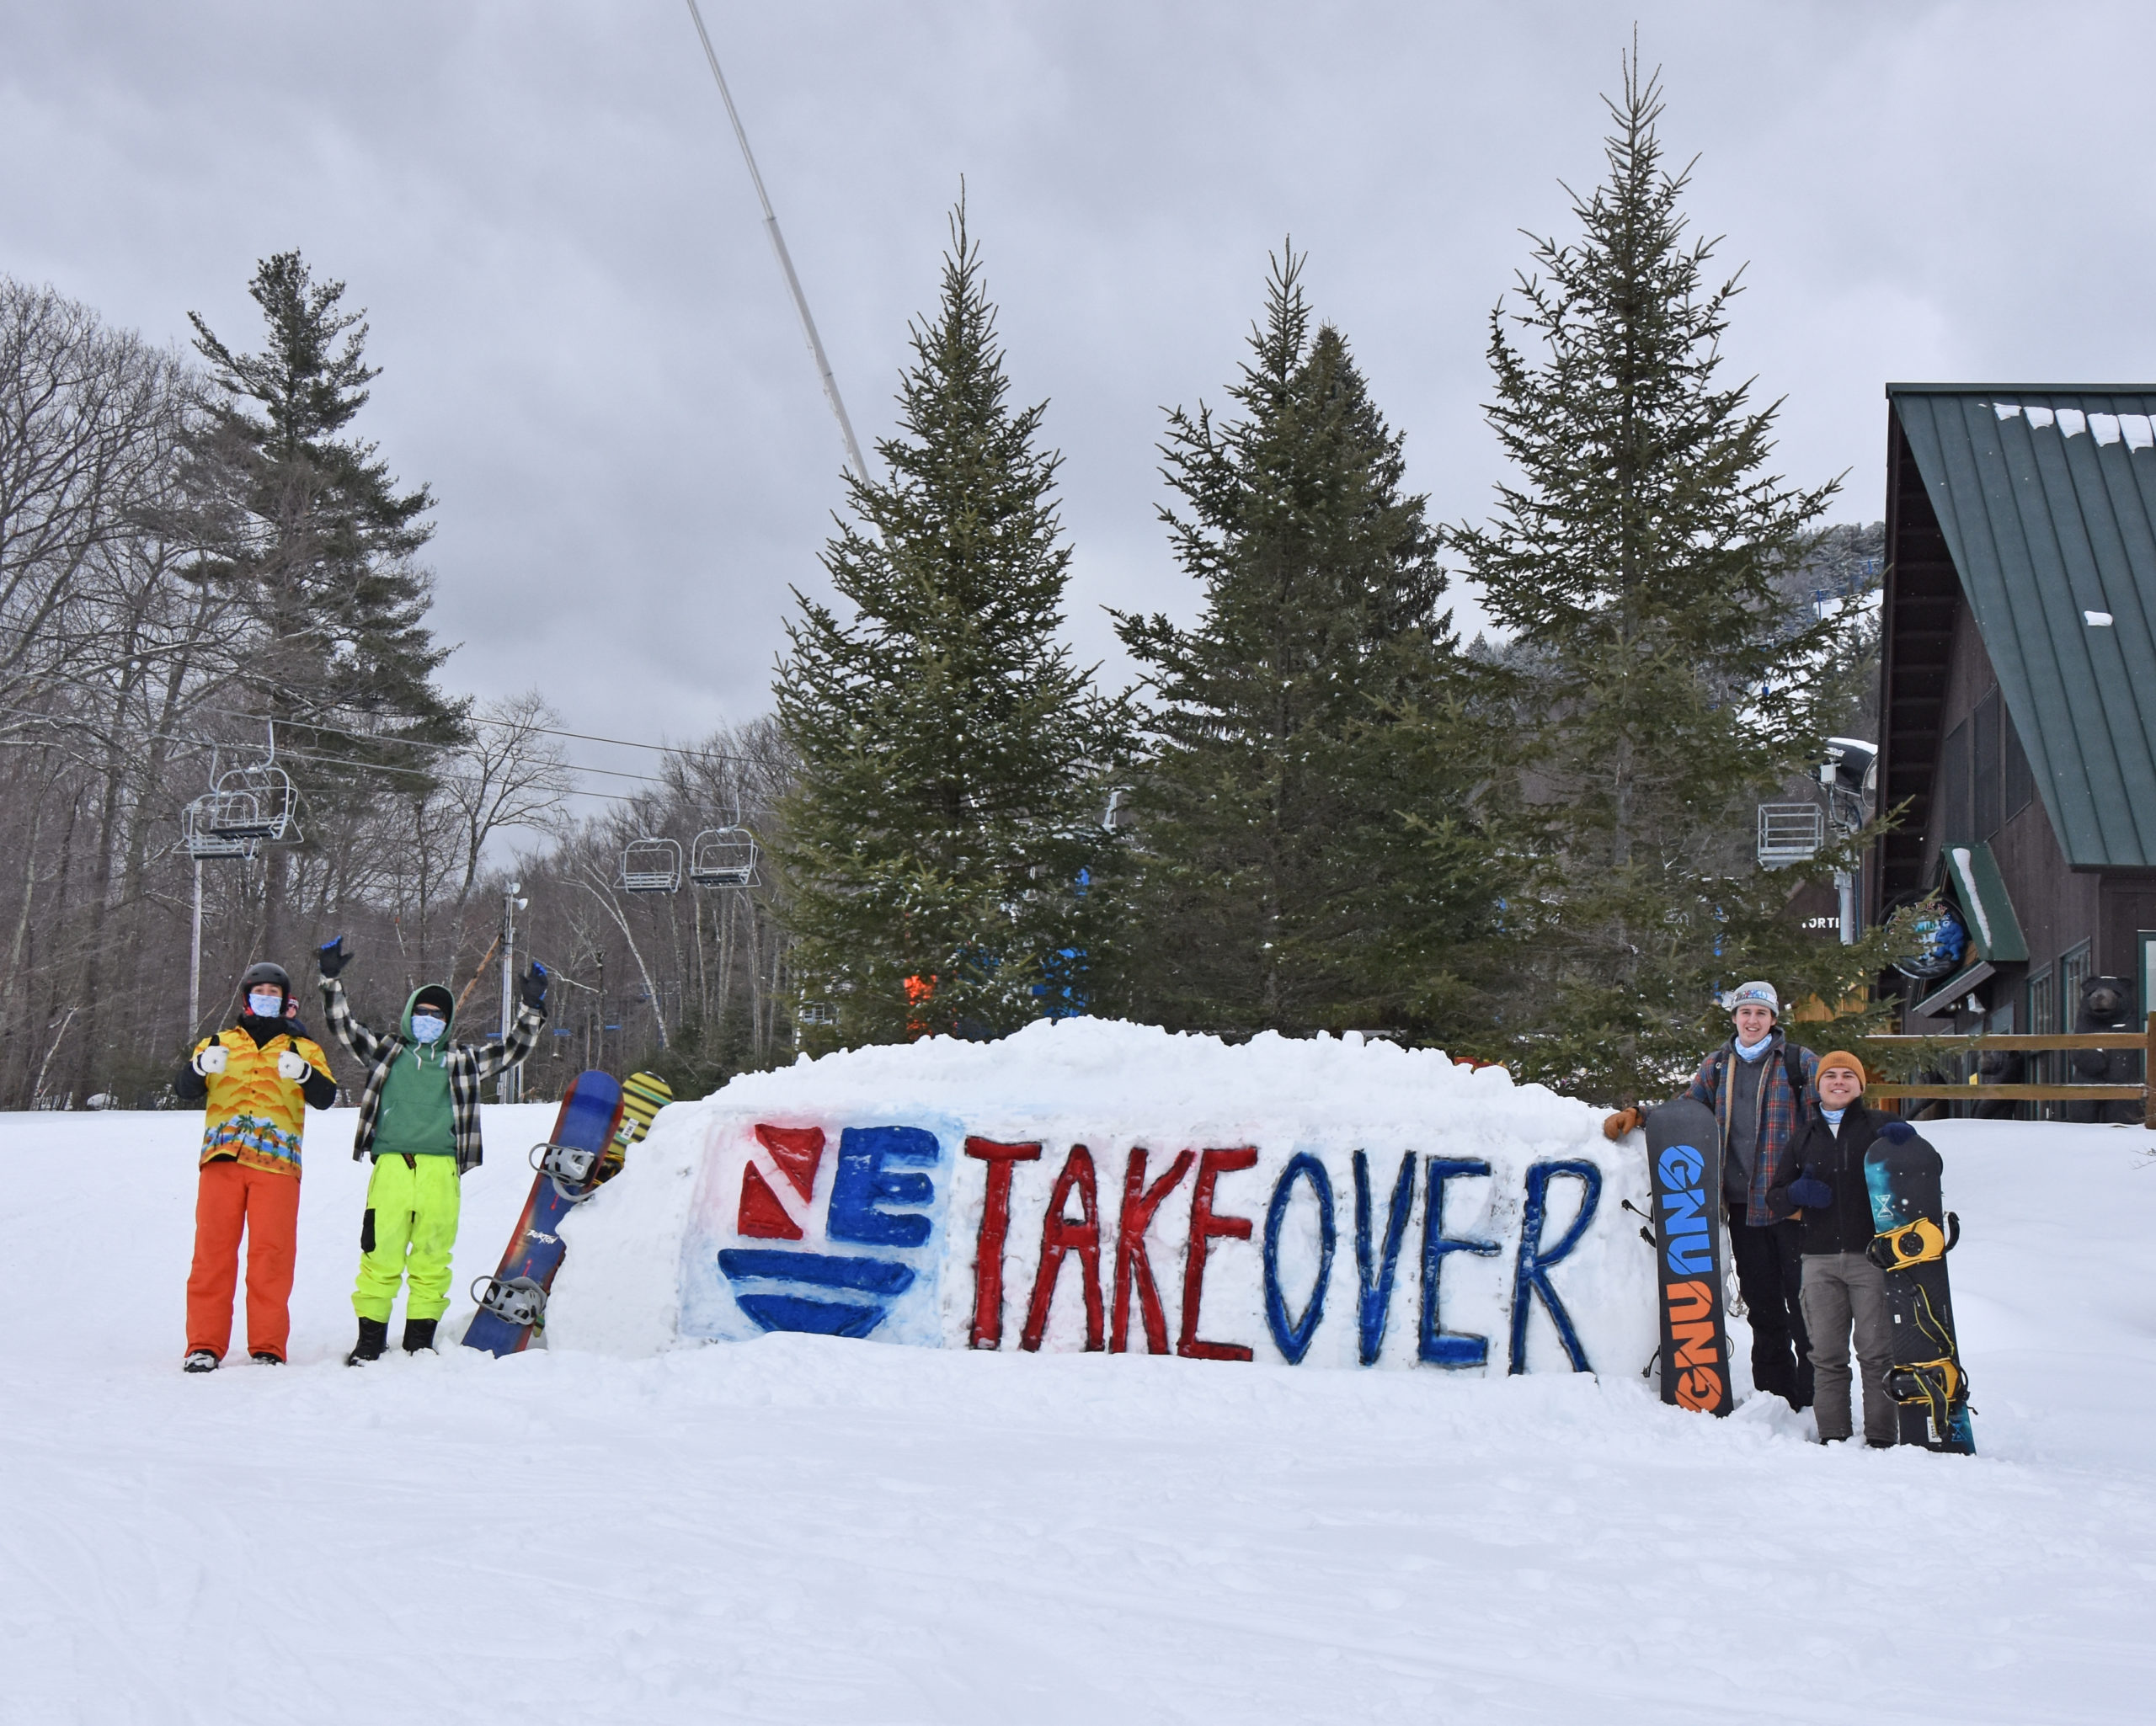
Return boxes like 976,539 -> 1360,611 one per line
175,962 -> 336,1372
1770,1050 -> 1897,1445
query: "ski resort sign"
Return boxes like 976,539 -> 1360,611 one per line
556,1020 -> 1658,1377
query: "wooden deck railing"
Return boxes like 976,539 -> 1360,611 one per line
1855,1015 -> 2156,1128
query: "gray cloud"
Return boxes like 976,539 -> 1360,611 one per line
7,1 -> 2153,792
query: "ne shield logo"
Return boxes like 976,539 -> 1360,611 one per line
717,1123 -> 940,1338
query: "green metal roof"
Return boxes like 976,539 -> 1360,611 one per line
1890,386 -> 2156,869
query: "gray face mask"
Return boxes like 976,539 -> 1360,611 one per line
410,1013 -> 447,1045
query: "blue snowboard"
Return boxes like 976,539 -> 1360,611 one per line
462,1071 -> 624,1356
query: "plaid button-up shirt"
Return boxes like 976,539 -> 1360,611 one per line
1685,1031 -> 1818,1228
320,978 -> 543,1175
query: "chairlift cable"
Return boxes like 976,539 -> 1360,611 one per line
683,0 -> 871,486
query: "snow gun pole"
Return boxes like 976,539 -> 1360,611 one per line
683,0 -> 870,486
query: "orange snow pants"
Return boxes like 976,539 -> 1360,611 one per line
185,1159 -> 302,1361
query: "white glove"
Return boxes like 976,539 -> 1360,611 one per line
276,1049 -> 311,1082
192,1044 -> 227,1077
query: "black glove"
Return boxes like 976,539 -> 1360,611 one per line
1878,1119 -> 1916,1144
1789,1174 -> 1833,1211
318,936 -> 351,979
519,961 -> 547,1009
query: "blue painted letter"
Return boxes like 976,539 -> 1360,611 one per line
827,1126 -> 939,1248
1508,1159 -> 1603,1374
1262,1153 -> 1336,1364
1419,1158 -> 1497,1367
1352,1150 -> 1417,1366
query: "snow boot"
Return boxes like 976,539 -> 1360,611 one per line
250,1350 -> 284,1365
183,1350 -> 218,1374
402,1318 -> 438,1354
345,1317 -> 389,1366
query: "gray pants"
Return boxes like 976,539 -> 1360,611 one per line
1799,1253 -> 1896,1446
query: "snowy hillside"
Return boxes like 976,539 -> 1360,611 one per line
5,1104 -> 2154,1724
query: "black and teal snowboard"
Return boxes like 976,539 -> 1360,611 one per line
1645,1098 -> 1734,1415
1864,1130 -> 1976,1453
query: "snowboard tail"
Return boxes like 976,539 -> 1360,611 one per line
1863,1134 -> 1975,1454
1644,1098 -> 1734,1416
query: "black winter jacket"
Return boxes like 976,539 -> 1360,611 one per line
1770,1104 -> 1886,1256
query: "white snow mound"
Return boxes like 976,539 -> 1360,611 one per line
552,1018 -> 1655,1379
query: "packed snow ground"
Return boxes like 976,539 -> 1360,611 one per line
5,1104 -> 2155,1724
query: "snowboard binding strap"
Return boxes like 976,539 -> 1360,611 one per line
529,1140 -> 602,1204
471,1275 -> 547,1329
1866,1212 -> 1959,1273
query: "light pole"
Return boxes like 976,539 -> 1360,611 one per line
499,881 -> 528,1104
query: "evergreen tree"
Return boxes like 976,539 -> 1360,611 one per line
772,206 -> 1125,1050
1115,252 -> 1509,1037
1449,57 -> 1899,1103
185,253 -> 466,945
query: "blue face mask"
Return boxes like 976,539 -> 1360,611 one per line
248,990 -> 283,1020
410,1013 -> 447,1045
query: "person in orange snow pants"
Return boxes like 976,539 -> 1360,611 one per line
176,961 -> 335,1370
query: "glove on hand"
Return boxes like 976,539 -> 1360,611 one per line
317,936 -> 350,979
519,962 -> 547,1009
1788,1175 -> 1833,1211
192,1043 -> 227,1077
1602,1106 -> 1643,1142
275,1049 -> 311,1082
1878,1120 -> 1917,1144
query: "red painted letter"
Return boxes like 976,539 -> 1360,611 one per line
964,1137 -> 1041,1349
1112,1148 -> 1195,1354
1179,1147 -> 1257,1361
1020,1147 -> 1104,1352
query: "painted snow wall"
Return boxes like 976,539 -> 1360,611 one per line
549,1019 -> 1657,1377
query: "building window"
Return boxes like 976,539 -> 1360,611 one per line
2003,701 -> 2034,820
2026,966 -> 2054,1095
1938,719 -> 1970,845
1972,688 -> 2002,839
2061,940 -> 2091,1029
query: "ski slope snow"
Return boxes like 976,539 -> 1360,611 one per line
4,1103 -> 2153,1724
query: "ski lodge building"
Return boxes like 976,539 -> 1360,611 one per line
1872,384 -> 2156,1036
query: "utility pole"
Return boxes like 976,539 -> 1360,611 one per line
499,881 -> 527,1105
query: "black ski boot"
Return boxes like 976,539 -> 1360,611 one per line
345,1317 -> 389,1366
402,1318 -> 438,1354
250,1350 -> 284,1365
183,1350 -> 218,1374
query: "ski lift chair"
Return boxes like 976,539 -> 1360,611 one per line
689,826 -> 759,889
203,727 -> 299,843
620,837 -> 684,894
183,796 -> 257,862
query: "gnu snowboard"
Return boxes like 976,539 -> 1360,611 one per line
1864,1129 -> 1976,1453
1645,1098 -> 1734,1415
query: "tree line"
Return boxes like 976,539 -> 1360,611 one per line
2,56 -> 1902,1112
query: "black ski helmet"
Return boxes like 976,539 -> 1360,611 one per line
238,962 -> 292,1011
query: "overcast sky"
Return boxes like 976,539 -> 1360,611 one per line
7,2 -> 2154,799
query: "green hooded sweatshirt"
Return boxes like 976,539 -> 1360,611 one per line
371,984 -> 457,1157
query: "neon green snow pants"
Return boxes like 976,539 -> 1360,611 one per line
352,1153 -> 462,1323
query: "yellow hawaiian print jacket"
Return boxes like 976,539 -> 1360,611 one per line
191,1025 -> 332,1176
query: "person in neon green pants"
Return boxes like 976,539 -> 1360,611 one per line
317,938 -> 546,1362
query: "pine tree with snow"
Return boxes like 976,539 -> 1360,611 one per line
1114,251 -> 1509,1038
772,205 -> 1126,1051
1448,55 -> 1897,1102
